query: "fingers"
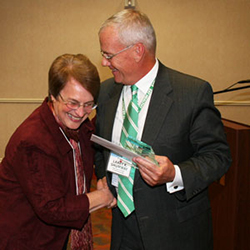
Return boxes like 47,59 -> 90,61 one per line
134,155 -> 175,185
96,179 -> 104,190
96,177 -> 108,190
107,198 -> 117,209
96,177 -> 117,209
102,177 -> 108,188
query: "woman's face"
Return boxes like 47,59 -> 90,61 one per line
51,78 -> 94,130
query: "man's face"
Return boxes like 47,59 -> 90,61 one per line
51,78 -> 94,130
99,26 -> 136,85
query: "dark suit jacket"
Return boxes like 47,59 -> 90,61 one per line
95,62 -> 232,250
0,98 -> 94,250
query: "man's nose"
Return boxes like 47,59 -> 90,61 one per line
102,57 -> 111,67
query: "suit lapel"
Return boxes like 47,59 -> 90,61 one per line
142,63 -> 173,145
102,64 -> 173,145
102,83 -> 123,141
134,64 -> 174,182
102,65 -> 173,184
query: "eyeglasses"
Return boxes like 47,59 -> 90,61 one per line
58,93 -> 97,111
100,45 -> 133,60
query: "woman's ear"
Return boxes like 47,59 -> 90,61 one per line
50,94 -> 56,102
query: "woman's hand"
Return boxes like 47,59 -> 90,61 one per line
87,177 -> 117,212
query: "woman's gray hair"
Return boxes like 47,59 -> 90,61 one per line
99,9 -> 156,54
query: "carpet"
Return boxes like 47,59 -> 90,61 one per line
66,174 -> 112,250
91,176 -> 112,250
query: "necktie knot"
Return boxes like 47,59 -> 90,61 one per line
131,85 -> 139,110
131,85 -> 138,97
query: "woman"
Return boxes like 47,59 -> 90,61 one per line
0,54 -> 116,249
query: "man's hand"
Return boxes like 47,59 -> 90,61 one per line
96,176 -> 108,190
97,177 -> 117,209
133,155 -> 175,186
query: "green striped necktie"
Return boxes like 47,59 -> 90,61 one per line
118,85 -> 139,217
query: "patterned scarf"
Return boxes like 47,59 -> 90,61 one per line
48,101 -> 93,249
70,139 -> 93,250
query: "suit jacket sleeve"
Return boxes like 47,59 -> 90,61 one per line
141,65 -> 231,201
177,82 -> 231,200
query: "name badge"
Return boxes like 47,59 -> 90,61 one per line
107,152 -> 133,177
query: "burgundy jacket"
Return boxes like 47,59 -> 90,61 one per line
0,98 -> 95,249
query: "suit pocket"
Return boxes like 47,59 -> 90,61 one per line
176,195 -> 211,223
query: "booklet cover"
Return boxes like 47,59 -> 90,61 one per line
90,134 -> 158,165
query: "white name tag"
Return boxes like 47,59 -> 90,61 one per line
111,173 -> 119,187
107,152 -> 133,177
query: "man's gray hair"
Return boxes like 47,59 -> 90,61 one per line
99,9 -> 156,54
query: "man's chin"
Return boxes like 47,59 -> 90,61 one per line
112,72 -> 122,83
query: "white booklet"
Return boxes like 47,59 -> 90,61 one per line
90,134 -> 153,164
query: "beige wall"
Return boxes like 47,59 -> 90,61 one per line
1,0 -> 250,158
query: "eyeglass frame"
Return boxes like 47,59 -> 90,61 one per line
100,44 -> 134,60
58,93 -> 97,111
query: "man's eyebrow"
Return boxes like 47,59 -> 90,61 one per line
101,49 -> 111,54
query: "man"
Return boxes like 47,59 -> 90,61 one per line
95,9 -> 231,250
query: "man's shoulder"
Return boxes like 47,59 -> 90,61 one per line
159,62 -> 208,85
101,77 -> 118,89
102,77 -> 115,85
157,63 -> 211,95
99,78 -> 123,97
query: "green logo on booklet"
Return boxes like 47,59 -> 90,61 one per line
124,136 -> 159,166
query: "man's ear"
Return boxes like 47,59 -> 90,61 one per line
134,43 -> 145,62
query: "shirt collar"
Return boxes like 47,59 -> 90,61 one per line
125,59 -> 159,94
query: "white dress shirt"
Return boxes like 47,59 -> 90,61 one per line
111,59 -> 184,193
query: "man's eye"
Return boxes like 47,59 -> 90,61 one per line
104,53 -> 113,58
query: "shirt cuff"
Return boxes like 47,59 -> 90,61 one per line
166,165 -> 184,193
